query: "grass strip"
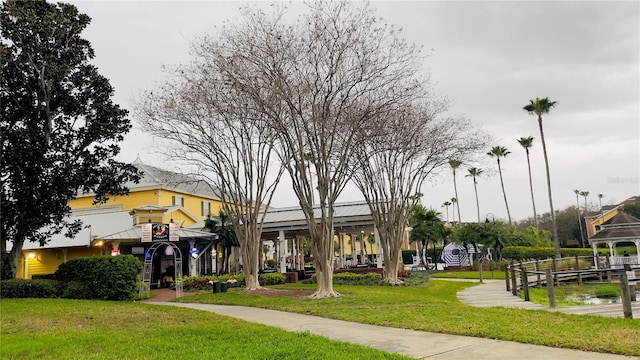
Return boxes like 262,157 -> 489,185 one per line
178,280 -> 640,356
0,298 -> 411,360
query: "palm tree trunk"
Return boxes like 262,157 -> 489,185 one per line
525,150 -> 538,228
576,195 -> 585,248
538,116 -> 560,258
473,180 -> 480,223
497,158 -> 512,225
453,170 -> 461,224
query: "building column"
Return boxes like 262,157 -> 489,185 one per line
188,239 -> 197,276
592,242 -> 599,269
374,225 -> 382,268
635,239 -> 640,264
350,233 -> 356,266
607,241 -> 614,256
279,230 -> 287,273
338,233 -> 345,268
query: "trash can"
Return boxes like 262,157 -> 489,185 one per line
220,282 -> 228,293
212,281 -> 222,294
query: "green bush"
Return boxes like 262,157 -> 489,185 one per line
0,278 -> 60,298
61,281 -> 92,299
303,272 -> 383,286
259,272 -> 285,285
55,255 -> 142,301
31,273 -> 56,280
182,274 -> 246,291
502,246 -> 606,261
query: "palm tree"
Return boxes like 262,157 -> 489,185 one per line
580,191 -> 590,216
523,97 -> 560,258
598,193 -> 604,213
574,189 -> 585,248
487,145 -> 512,225
466,167 -> 483,223
450,197 -> 457,224
517,136 -> 538,228
449,160 -> 463,225
442,201 -> 451,223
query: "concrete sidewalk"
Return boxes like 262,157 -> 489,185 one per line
146,302 -> 636,360
456,279 -> 640,318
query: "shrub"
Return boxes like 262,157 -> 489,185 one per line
0,278 -> 60,298
55,255 -> 142,301
502,246 -> 607,261
61,281 -> 92,299
397,270 -> 411,278
181,274 -> 246,291
259,272 -> 285,285
303,272 -> 383,286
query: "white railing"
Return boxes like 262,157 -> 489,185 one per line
609,255 -> 639,268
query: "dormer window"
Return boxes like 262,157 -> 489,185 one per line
172,195 -> 184,207
201,201 -> 210,216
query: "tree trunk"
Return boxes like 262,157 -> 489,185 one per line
453,169 -> 462,224
473,180 -> 481,223
538,116 -> 560,258
241,229 -> 263,291
308,221 -> 339,298
576,195 -> 585,248
497,158 -> 512,225
525,150 -> 538,228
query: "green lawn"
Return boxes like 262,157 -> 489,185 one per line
430,270 -> 506,280
177,281 -> 640,356
0,298 -> 411,360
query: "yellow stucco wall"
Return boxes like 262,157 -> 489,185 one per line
16,247 -> 103,279
70,188 -> 223,221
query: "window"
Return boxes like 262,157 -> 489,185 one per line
201,201 -> 210,216
172,195 -> 184,207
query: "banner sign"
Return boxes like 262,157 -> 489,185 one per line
169,222 -> 180,242
141,223 -> 180,242
152,223 -> 169,241
141,223 -> 152,243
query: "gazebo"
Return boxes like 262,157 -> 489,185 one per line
588,211 -> 640,269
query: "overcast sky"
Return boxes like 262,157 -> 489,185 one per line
71,1 -> 639,223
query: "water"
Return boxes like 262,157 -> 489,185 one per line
570,290 -> 640,305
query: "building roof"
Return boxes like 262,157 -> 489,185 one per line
187,201 -> 375,235
98,226 -> 217,242
76,159 -> 221,201
588,211 -> 640,243
129,159 -> 220,200
21,210 -> 133,250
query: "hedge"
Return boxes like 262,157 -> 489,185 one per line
0,278 -> 61,298
180,272 -> 285,291
502,246 -> 608,261
55,255 -> 142,301
303,272 -> 383,286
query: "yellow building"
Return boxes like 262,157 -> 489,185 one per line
16,159 -> 223,279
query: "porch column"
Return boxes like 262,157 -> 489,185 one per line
279,230 -> 286,273
338,233 -> 345,268
635,239 -> 640,264
607,241 -> 614,256
188,239 -> 196,276
374,225 -> 382,268
350,233 -> 356,266
592,242 -> 599,269
359,231 -> 366,264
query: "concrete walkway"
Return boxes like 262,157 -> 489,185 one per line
146,300 -> 637,360
456,279 -> 640,318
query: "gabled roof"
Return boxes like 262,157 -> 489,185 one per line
21,210 -> 133,250
128,159 -> 220,200
602,212 -> 640,226
76,159 -> 221,200
588,211 -> 640,243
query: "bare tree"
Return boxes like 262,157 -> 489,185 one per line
352,102 -> 485,284
135,54 -> 283,291
206,1 -> 432,297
